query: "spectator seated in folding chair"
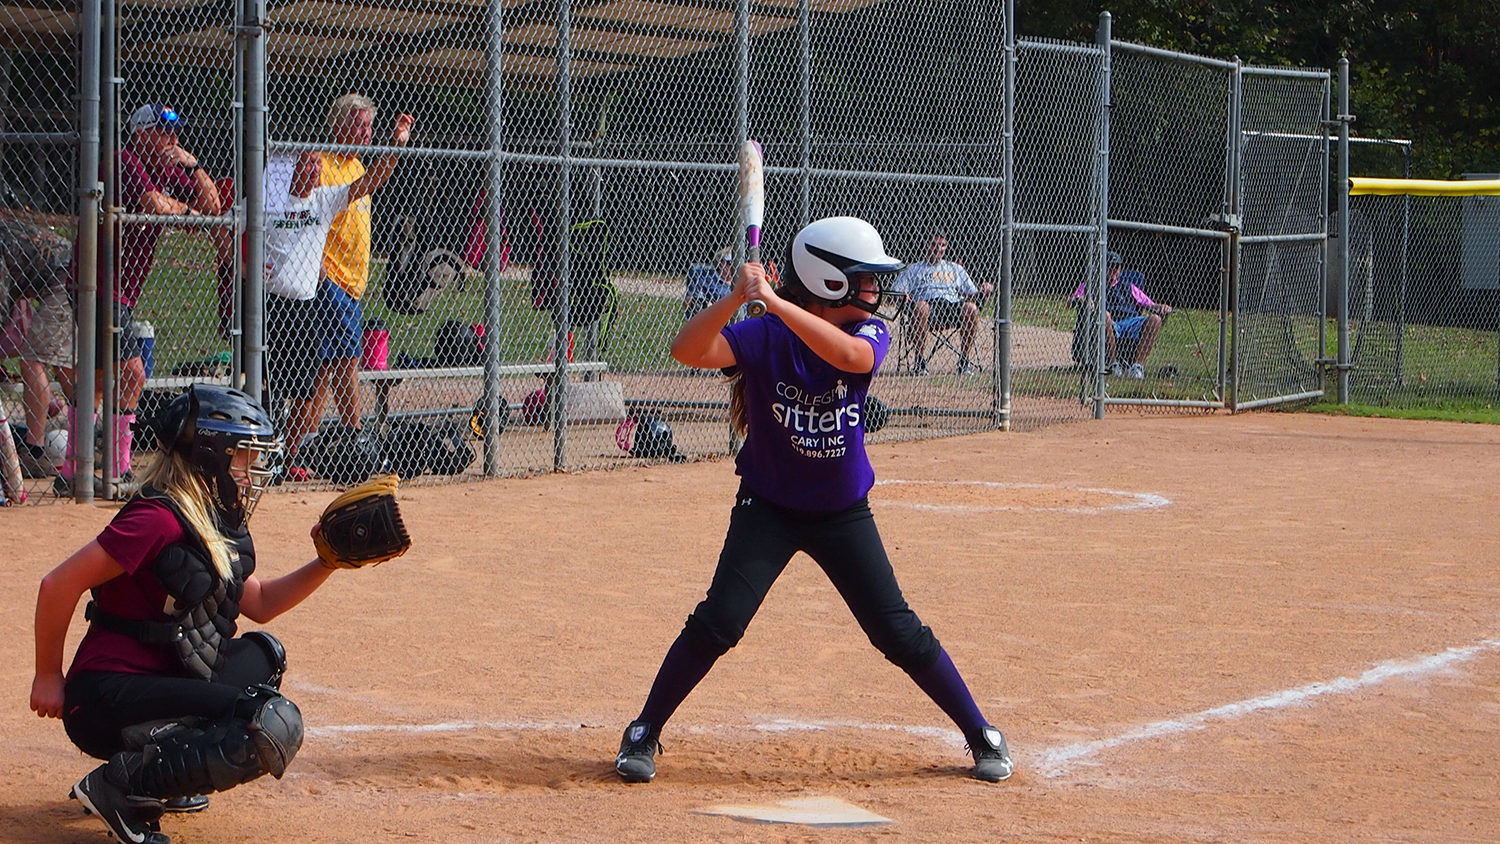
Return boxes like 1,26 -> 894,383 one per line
1068,251 -> 1173,379
684,246 -> 735,320
891,232 -> 992,375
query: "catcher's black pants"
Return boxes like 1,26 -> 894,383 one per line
63,637 -> 278,760
680,482 -> 941,672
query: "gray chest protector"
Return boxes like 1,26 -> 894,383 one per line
86,489 -> 258,681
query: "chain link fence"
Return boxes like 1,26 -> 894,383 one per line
1232,67 -> 1329,409
253,0 -> 1011,488
1347,179 -> 1500,408
94,3 -> 240,503
0,3 -> 78,504
3,1 -> 1349,504
1100,43 -> 1236,414
1008,35 -> 1103,429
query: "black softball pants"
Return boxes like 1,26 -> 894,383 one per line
680,482 -> 941,672
63,637 -> 277,760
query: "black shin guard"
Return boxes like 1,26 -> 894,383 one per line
124,686 -> 304,799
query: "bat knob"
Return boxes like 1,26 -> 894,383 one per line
746,299 -> 767,318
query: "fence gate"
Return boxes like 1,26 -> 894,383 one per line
1231,66 -> 1330,410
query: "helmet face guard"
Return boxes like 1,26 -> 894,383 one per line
159,385 -> 279,527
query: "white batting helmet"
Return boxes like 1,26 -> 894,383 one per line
783,216 -> 904,311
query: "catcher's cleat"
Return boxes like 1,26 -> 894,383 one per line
72,759 -> 170,844
614,720 -> 661,783
966,725 -> 1014,782
163,794 -> 209,813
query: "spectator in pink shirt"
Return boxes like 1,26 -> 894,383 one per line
1070,251 -> 1172,379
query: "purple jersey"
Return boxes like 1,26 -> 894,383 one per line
721,314 -> 889,511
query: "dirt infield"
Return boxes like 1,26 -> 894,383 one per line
4,412 -> 1499,843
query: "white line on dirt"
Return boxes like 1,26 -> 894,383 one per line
304,641 -> 1499,778
1034,639 -> 1500,777
873,479 -> 1170,514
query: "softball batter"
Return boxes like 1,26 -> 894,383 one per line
615,216 -> 1012,783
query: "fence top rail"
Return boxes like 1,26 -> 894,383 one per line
1242,64 -> 1330,80
1016,38 -> 1102,57
1111,40 -> 1237,70
1350,177 -> 1500,197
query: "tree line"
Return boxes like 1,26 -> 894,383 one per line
1018,1 -> 1500,178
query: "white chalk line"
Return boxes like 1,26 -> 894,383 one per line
1034,638 -> 1500,777
873,479 -> 1171,514
305,639 -> 1499,779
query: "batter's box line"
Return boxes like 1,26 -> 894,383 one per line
303,640 -> 1500,782
872,479 -> 1170,514
1035,638 -> 1500,778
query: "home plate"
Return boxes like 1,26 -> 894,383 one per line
693,797 -> 892,827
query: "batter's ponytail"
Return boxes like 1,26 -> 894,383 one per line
727,371 -> 748,438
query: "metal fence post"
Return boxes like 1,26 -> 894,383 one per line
1226,59 -> 1244,412
98,0 -> 118,498
74,0 -> 102,503
997,0 -> 1015,430
98,0 -> 116,497
240,0 -> 266,403
552,0 -> 572,472
735,0 -> 750,249
1316,80 -> 1331,397
798,0 -> 811,226
1396,142 -> 1410,385
1336,56 -> 1352,404
1092,11 -> 1112,420
482,0 -> 506,477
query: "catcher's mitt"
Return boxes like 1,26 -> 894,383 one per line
313,474 -> 412,569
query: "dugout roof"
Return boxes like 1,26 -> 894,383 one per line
0,0 -> 887,87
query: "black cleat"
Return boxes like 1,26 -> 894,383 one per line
72,758 -> 170,844
966,725 -> 1014,782
162,794 -> 209,813
614,720 -> 661,783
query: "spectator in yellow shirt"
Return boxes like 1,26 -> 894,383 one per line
310,93 -> 377,439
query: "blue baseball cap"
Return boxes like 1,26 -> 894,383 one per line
128,104 -> 184,134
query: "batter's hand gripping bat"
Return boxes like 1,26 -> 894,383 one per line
739,140 -> 767,317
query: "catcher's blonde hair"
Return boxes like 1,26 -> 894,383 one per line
139,448 -> 235,580
327,93 -> 376,131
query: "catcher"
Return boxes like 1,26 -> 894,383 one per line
28,384 -> 409,844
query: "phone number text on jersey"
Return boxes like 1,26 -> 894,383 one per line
789,434 -> 847,459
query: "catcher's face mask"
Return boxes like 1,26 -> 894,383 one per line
228,439 -> 281,522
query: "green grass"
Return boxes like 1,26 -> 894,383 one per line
130,233 -> 234,377
1301,400 -> 1500,425
131,230 -> 687,377
1334,319 -> 1500,410
1009,294 -> 1233,404
1009,292 -> 1500,414
125,247 -> 1500,424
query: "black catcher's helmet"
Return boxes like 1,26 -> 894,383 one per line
615,414 -> 687,463
154,384 -> 279,525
